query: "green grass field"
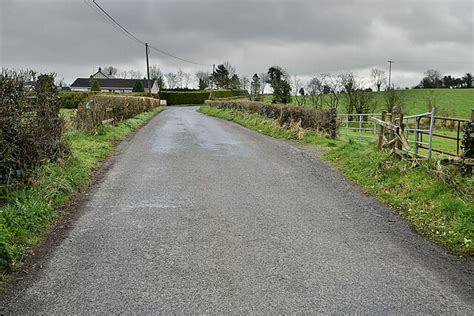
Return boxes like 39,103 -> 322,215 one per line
259,89 -> 473,118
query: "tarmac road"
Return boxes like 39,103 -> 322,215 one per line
3,106 -> 473,314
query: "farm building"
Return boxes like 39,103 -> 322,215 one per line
71,68 -> 159,93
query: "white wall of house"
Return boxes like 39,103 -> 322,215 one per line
90,68 -> 109,79
150,80 -> 159,94
71,87 -> 135,92
70,87 -> 89,92
91,73 -> 109,79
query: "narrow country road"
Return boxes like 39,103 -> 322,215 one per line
3,106 -> 473,313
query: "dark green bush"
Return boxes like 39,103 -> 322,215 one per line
132,81 -> 145,93
1,71 -> 69,190
59,91 -> 90,109
207,100 -> 332,133
159,91 -> 210,105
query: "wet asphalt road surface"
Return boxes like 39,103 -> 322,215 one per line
3,106 -> 473,314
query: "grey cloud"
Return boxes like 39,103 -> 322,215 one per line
0,0 -> 472,88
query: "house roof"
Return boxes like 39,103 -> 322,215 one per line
71,78 -> 155,89
91,67 -> 111,79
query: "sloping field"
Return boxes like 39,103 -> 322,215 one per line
261,89 -> 473,118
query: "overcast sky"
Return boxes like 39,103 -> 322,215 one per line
1,0 -> 473,88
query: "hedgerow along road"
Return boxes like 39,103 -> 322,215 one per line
3,106 -> 473,313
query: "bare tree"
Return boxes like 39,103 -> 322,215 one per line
149,66 -> 162,80
103,66 -> 118,78
240,76 -> 250,91
119,70 -> 128,79
319,73 -> 341,138
165,72 -> 178,89
353,90 -> 375,114
371,68 -> 386,92
293,76 -> 304,105
384,88 -> 404,113
321,73 -> 342,110
420,69 -> 442,88
339,72 -> 357,115
128,70 -> 143,79
176,69 -> 185,88
306,76 -> 324,108
195,71 -> 211,90
258,72 -> 268,94
182,72 -> 191,88
223,61 -> 236,77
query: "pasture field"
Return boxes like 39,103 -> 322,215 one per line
259,89 -> 473,118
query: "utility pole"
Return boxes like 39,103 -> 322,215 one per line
145,43 -> 151,95
388,60 -> 394,90
211,64 -> 215,90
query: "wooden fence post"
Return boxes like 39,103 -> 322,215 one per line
378,111 -> 386,149
428,107 -> 436,159
390,106 -> 399,148
397,112 -> 404,155
463,109 -> 474,175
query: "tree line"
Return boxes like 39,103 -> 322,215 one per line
100,64 -> 472,102
417,69 -> 472,89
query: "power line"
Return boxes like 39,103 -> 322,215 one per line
83,0 -> 142,45
91,0 -> 145,45
87,0 -> 212,67
148,44 -> 212,67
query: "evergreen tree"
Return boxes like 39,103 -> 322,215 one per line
132,81 -> 145,92
463,73 -> 472,88
90,79 -> 101,92
229,74 -> 241,89
267,66 -> 291,103
198,78 -> 208,90
212,64 -> 230,89
158,76 -> 165,89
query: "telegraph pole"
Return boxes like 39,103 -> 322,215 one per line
211,64 -> 215,90
145,43 -> 151,95
388,60 -> 395,89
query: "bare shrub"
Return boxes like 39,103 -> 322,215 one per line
207,100 -> 332,134
74,95 -> 159,132
384,88 -> 404,113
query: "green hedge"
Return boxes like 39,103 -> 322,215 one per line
59,91 -> 91,109
207,100 -> 333,133
158,89 -> 248,105
158,91 -> 210,105
209,89 -> 248,99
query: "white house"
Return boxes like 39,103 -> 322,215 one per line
71,68 -> 159,93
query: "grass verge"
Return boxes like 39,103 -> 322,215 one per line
199,105 -> 473,255
0,106 -> 165,269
